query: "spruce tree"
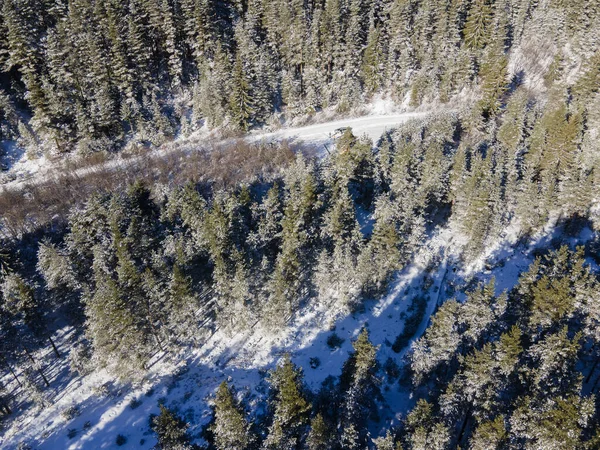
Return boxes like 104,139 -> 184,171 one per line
463,0 -> 493,49
152,405 -> 192,450
230,53 -> 255,132
211,381 -> 252,450
264,355 -> 311,449
306,413 -> 334,450
339,328 -> 381,446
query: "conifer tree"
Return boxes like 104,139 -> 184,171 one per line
212,381 -> 252,450
306,413 -> 334,450
411,299 -> 461,385
463,0 -> 494,49
362,22 -> 385,95
0,380 -> 11,416
468,416 -> 507,450
339,328 -> 381,446
405,399 -> 451,450
264,355 -> 311,449
477,47 -> 509,116
1,273 -> 60,358
230,53 -> 255,131
373,430 -> 394,450
152,404 -> 192,450
266,155 -> 319,326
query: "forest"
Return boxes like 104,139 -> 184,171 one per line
1,0 -> 600,449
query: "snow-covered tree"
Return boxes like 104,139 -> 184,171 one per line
211,382 -> 252,450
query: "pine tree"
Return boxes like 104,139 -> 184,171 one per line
411,299 -> 461,385
463,0 -> 494,49
160,0 -> 183,88
468,416 -> 507,450
230,52 -> 255,131
372,430 -> 398,450
405,399 -> 451,450
477,47 -> 509,116
266,155 -> 319,326
86,273 -> 148,377
22,366 -> 50,408
249,184 -> 283,261
264,355 -> 311,449
37,241 -> 78,290
573,51 -> 600,100
0,380 -> 11,416
1,0 -> 49,129
339,328 -> 381,446
387,0 -> 416,91
306,413 -> 334,450
358,194 -> 402,296
1,273 -> 60,358
166,265 -> 197,342
152,405 -> 192,450
362,22 -> 385,95
211,382 -> 252,450
528,327 -> 582,397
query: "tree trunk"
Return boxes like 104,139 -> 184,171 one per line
23,347 -> 36,365
1,357 -> 21,387
48,335 -> 61,358
457,407 -> 472,447
146,300 -> 164,352
23,347 -> 50,387
39,369 -> 50,388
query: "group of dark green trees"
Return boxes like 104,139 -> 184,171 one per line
207,329 -> 382,450
1,0 -> 599,155
157,244 -> 600,450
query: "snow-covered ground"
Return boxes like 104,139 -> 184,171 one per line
0,110 -> 429,192
250,112 -> 429,151
4,213 -> 591,449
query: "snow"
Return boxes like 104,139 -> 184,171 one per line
3,104 -> 595,449
251,112 -> 429,153
0,140 -> 50,184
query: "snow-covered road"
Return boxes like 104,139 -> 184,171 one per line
1,111 -> 429,192
252,112 -> 429,146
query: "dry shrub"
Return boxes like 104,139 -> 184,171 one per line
0,140 -> 295,239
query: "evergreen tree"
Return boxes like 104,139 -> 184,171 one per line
463,0 -> 494,49
477,47 -> 509,116
339,328 -> 381,446
362,22 -> 385,95
468,416 -> 507,450
211,381 -> 252,450
266,155 -> 319,326
230,53 -> 255,131
152,405 -> 192,450
411,299 -> 461,385
373,430 -> 400,450
1,273 -> 60,358
306,413 -> 334,450
0,380 -> 11,416
264,354 -> 311,449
